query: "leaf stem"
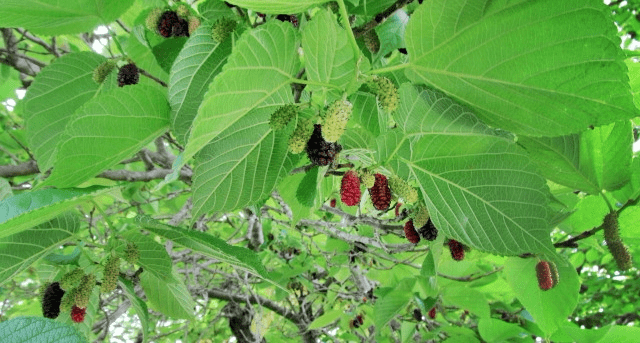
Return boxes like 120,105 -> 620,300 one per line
290,78 -> 341,90
600,192 -> 615,213
336,0 -> 361,60
367,63 -> 409,75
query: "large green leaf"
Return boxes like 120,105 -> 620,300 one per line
121,229 -> 173,280
134,215 -> 270,280
119,278 -> 149,342
0,186 -> 111,239
0,316 -> 87,343
0,0 -> 134,35
182,21 -> 300,165
374,278 -> 416,334
0,213 -> 80,286
41,85 -> 170,188
390,84 -> 554,256
198,0 -> 235,22
301,8 -> 358,98
349,92 -> 387,137
405,0 -> 636,136
505,255 -> 580,337
140,271 -> 195,320
224,0 -> 328,14
169,23 -> 233,144
23,52 -> 107,170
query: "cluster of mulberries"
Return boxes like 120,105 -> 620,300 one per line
404,220 -> 420,244
124,242 -> 140,265
288,118 -> 314,154
417,218 -> 438,241
535,261 -> 556,291
341,170 -> 361,206
101,256 -> 120,293
363,29 -> 380,54
368,76 -> 399,113
117,63 -> 139,87
60,268 -> 85,291
306,124 -> 342,166
74,274 -> 95,308
448,239 -> 465,261
147,9 -> 190,38
389,176 -> 418,204
321,100 -> 353,142
212,17 -> 237,42
92,60 -> 116,84
602,212 -> 632,270
369,173 -> 391,210
71,305 -> 86,323
349,314 -> 364,329
269,105 -> 298,131
41,282 -> 65,319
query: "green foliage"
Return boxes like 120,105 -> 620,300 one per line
0,316 -> 87,343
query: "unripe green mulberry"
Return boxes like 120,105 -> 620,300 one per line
602,212 -> 633,270
74,274 -> 95,308
389,176 -> 418,203
548,261 -> 560,287
269,105 -> 298,131
176,4 -> 190,18
368,76 -> 399,113
363,29 -> 380,54
92,60 -> 116,84
101,256 -> 120,293
321,100 -> 353,142
288,118 -> 314,154
60,268 -> 85,291
60,289 -> 75,312
212,17 -> 237,42
145,8 -> 163,32
188,16 -> 201,35
358,170 -> 375,188
412,205 -> 429,229
124,242 -> 140,265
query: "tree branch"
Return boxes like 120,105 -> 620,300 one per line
352,0 -> 415,38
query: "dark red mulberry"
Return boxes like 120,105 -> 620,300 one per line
369,173 -> 391,210
428,307 -> 436,319
404,220 -> 420,244
341,170 -> 361,206
117,63 -> 139,87
418,219 -> 438,241
395,203 -> 402,217
448,239 -> 464,261
42,282 -> 65,319
71,305 -> 86,323
306,124 -> 342,166
536,261 -> 553,291
330,198 -> 336,207
158,11 -> 180,37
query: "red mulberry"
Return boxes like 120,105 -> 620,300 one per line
418,219 -> 438,241
341,170 -> 361,206
428,307 -> 436,319
306,124 -> 342,166
395,203 -> 402,217
117,63 -> 139,87
536,261 -> 553,291
404,220 -> 420,244
42,282 -> 65,319
71,305 -> 86,323
330,198 -> 336,207
448,239 -> 464,261
369,173 -> 391,210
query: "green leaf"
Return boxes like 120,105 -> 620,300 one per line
198,0 -> 235,22
347,0 -> 396,17
0,0 -> 134,35
0,316 -> 87,343
134,215 -> 270,280
350,92 -> 386,137
0,213 -> 80,286
595,325 -> 640,343
301,8 -> 357,98
119,278 -> 149,343
391,85 -> 554,256
296,167 -> 319,207
375,10 -> 409,57
625,59 -> 640,110
41,85 -> 170,188
277,168 -> 312,226
442,286 -> 490,318
0,186 -> 111,239
152,37 -> 188,74
23,52 -> 106,170
224,0 -> 328,14
505,255 -> 580,336
191,106 -> 297,216
374,277 -> 416,332
478,318 -> 529,343
140,271 -> 195,320
124,35 -> 168,87
182,21 -> 300,165
405,0 -> 637,136
121,229 -> 173,280
169,22 -> 233,145
308,309 -> 343,330
43,246 -> 81,265
0,178 -> 12,201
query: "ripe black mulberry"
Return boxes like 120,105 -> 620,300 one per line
117,63 -> 139,87
369,173 -> 391,210
448,239 -> 465,261
418,218 -> 438,241
306,124 -> 342,166
42,282 -> 65,319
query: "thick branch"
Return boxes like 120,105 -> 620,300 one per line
352,0 -> 414,37
207,288 -> 298,324
0,161 -> 39,177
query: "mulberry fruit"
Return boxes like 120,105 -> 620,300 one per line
535,261 -> 553,291
398,48 -> 407,54
117,63 -> 139,87
389,176 -> 418,203
364,29 -> 380,54
548,260 -> 560,287
404,220 -> 420,244
145,8 -> 163,33
358,170 -> 375,188
269,104 -> 298,131
71,305 -> 86,323
41,282 -> 65,319
321,100 -> 353,142
157,11 -> 180,38
60,268 -> 85,291
428,307 -> 436,319
330,198 -> 336,208
212,17 -> 237,42
341,170 -> 361,206
603,212 -> 632,270
188,16 -> 201,35
101,256 -> 120,293
288,118 -> 314,154
176,4 -> 190,18
74,274 -> 95,308
60,289 -> 75,312
395,203 -> 402,217
92,60 -> 116,84
368,76 -> 399,113
306,124 -> 342,166
124,242 -> 140,265
448,239 -> 465,261
369,173 -> 391,210
418,218 -> 438,241
276,15 -> 299,27
413,308 -> 423,321
412,205 -> 430,228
